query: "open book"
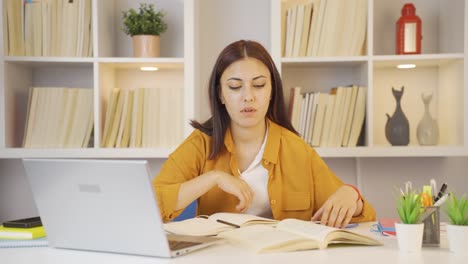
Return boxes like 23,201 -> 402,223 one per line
163,213 -> 277,236
218,218 -> 382,253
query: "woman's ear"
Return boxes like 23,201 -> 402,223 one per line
220,96 -> 225,104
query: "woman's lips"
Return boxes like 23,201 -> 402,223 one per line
241,107 -> 257,116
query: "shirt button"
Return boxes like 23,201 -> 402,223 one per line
270,199 -> 276,205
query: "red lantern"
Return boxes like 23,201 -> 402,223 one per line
396,3 -> 422,54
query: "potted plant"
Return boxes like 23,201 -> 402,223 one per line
122,3 -> 168,57
444,193 -> 468,254
395,190 -> 425,252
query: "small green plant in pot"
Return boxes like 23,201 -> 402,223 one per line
396,190 -> 423,224
444,193 -> 468,253
395,190 -> 425,252
122,3 -> 168,57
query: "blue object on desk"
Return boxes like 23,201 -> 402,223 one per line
173,201 -> 197,221
346,223 -> 358,228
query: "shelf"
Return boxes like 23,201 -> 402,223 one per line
0,148 -> 175,159
373,54 -> 464,68
315,146 -> 467,158
282,56 -> 368,66
3,56 -> 94,63
97,57 -> 184,65
0,146 -> 464,159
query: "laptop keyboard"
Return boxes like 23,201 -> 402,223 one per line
168,240 -> 202,251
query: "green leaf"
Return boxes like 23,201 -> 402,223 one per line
444,193 -> 468,225
122,3 -> 168,36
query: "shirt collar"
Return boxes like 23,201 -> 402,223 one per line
224,119 -> 281,164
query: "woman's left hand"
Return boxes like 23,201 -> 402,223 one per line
311,185 -> 360,228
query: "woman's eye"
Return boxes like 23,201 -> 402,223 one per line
228,85 -> 242,90
253,83 -> 266,88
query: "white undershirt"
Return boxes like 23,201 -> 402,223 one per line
238,128 -> 272,218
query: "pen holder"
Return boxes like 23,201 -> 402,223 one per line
422,206 -> 440,247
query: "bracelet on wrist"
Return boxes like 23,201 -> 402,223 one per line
344,184 -> 361,202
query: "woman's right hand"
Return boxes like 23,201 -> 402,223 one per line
213,170 -> 254,212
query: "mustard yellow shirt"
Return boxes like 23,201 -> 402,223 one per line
153,119 -> 376,222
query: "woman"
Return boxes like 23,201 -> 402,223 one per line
153,40 -> 375,228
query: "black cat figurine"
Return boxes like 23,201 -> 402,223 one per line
385,86 -> 410,146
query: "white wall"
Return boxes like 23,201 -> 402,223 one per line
1,157 -> 467,222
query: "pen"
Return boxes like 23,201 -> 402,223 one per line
430,179 -> 437,202
434,183 -> 448,202
216,219 -> 240,228
433,193 -> 450,207
313,221 -> 358,229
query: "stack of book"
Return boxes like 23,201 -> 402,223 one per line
282,0 -> 367,57
0,225 -> 48,248
22,87 -> 94,148
101,87 -> 184,148
289,85 -> 366,147
4,0 -> 93,56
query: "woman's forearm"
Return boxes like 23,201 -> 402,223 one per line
175,171 -> 218,211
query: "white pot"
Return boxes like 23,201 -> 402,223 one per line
395,222 -> 424,252
446,224 -> 468,254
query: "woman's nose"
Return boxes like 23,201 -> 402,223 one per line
243,87 -> 254,102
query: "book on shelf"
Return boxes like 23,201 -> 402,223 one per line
335,86 -> 352,147
311,93 -> 328,146
101,88 -> 120,147
342,85 -> 359,146
347,86 -> 366,147
4,0 -> 92,56
22,87 -> 93,148
326,87 -> 344,147
115,90 -> 131,148
319,93 -> 335,146
289,86 -> 302,133
299,3 -> 313,57
130,88 -> 145,148
219,218 -> 382,253
0,225 -> 46,240
292,4 -> 305,57
163,213 -> 277,237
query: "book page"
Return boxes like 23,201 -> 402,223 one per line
277,219 -> 332,248
218,225 -> 317,253
208,212 -> 277,227
163,218 -> 232,237
277,219 -> 381,248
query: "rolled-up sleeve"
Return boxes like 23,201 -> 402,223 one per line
310,148 -> 376,222
152,131 -> 207,221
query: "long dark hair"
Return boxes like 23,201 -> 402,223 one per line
191,40 -> 297,159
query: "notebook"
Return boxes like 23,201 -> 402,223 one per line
22,159 -> 221,258
0,237 -> 48,248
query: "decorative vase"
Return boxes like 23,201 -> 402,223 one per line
132,35 -> 160,57
416,93 -> 439,145
447,224 -> 468,254
385,86 -> 410,146
395,222 -> 424,252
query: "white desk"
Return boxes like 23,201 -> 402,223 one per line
1,223 -> 465,264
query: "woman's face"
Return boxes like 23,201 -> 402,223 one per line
220,57 -> 272,130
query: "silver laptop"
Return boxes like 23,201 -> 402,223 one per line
22,159 -> 221,258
